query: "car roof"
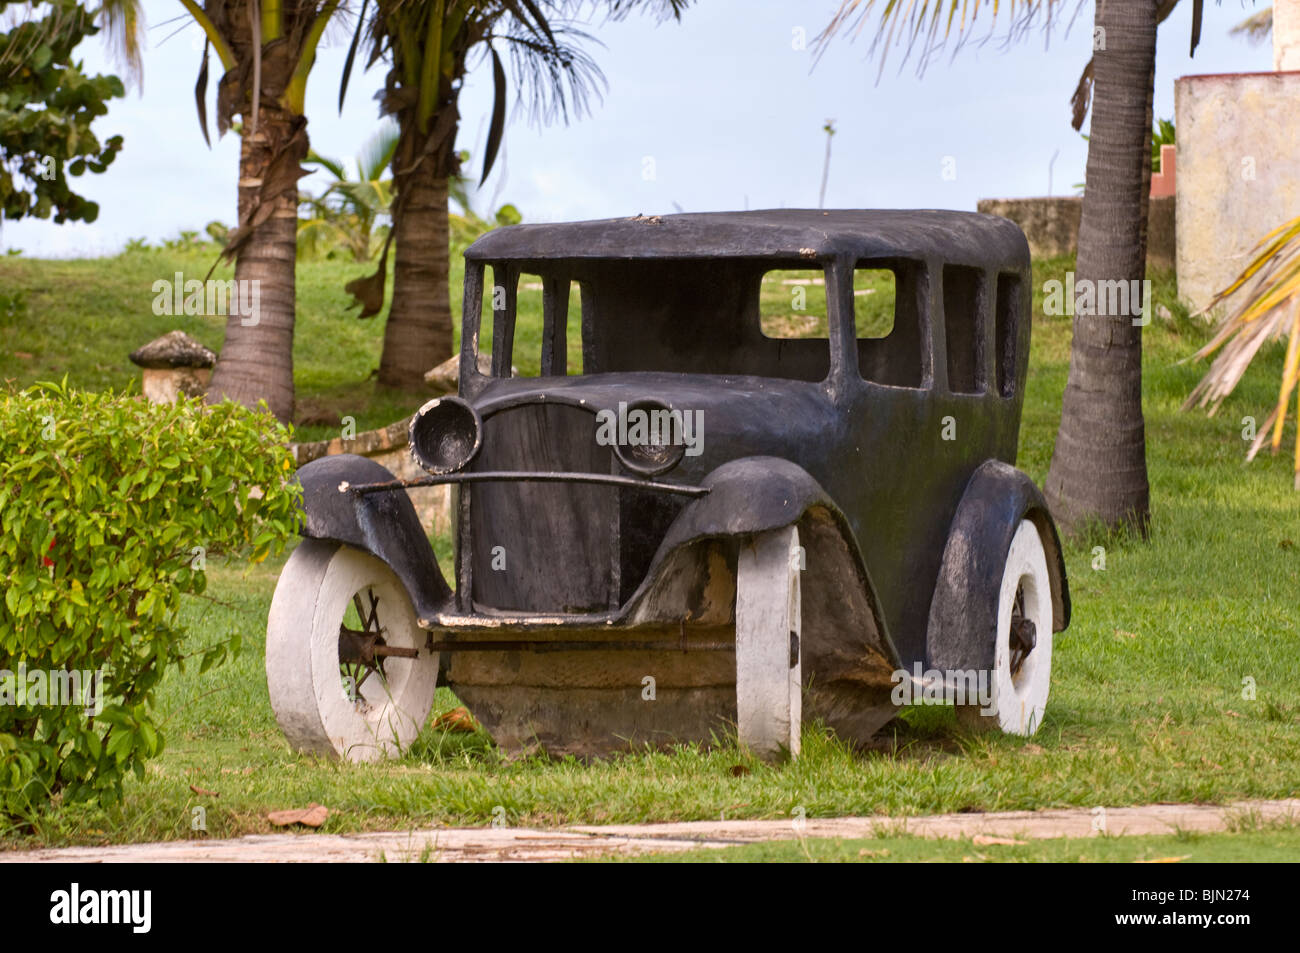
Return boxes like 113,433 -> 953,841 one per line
464,209 -> 1029,268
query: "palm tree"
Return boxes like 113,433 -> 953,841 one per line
1042,0 -> 1158,536
28,2 -> 322,420
819,0 -> 1210,537
178,0 -> 348,422
299,121 -> 397,261
340,0 -> 689,390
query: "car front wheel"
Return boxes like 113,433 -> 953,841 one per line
735,525 -> 802,761
266,539 -> 438,761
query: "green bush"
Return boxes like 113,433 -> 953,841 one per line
0,382 -> 301,818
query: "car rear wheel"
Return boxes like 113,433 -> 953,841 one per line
956,519 -> 1053,736
735,525 -> 802,761
266,539 -> 438,761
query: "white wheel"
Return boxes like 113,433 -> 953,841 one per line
735,525 -> 802,761
266,540 -> 438,761
958,519 -> 1053,736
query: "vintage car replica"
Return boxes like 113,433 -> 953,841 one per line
267,209 -> 1071,762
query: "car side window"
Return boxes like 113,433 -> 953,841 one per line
856,260 -> 923,389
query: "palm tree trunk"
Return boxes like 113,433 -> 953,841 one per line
379,154 -> 452,389
206,107 -> 304,423
1043,0 -> 1156,537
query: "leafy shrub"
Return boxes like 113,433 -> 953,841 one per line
0,382 -> 301,819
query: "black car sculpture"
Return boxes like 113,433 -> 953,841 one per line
267,209 -> 1071,762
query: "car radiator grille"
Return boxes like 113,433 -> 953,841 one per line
467,403 -> 618,612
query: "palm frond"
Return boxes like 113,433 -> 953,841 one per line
601,0 -> 692,22
813,1 -> 1081,79
98,0 -> 146,88
306,150 -> 350,182
1185,213 -> 1300,488
357,119 -> 400,181
493,18 -> 605,126
1230,6 -> 1272,44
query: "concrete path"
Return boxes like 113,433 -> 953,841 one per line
3,798 -> 1296,863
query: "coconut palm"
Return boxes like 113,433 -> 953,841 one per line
299,121 -> 397,261
819,0 -> 1213,537
339,0 -> 690,390
177,0 -> 349,422
22,1 -> 338,419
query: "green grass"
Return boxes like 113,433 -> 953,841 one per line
0,245 -> 435,444
2,251 -> 1299,853
630,824 -> 1300,862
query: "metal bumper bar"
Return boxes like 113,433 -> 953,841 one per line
340,470 -> 709,498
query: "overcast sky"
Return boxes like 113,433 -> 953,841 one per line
2,0 -> 1271,257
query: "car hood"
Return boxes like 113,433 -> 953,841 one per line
467,371 -> 843,482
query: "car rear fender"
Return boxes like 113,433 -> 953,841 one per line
926,459 -> 1071,672
296,454 -> 452,622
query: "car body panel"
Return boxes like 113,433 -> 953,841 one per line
289,209 -> 1068,753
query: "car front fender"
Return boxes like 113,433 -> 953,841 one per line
656,456 -> 840,546
296,454 -> 452,622
926,459 -> 1071,673
626,457 -> 901,697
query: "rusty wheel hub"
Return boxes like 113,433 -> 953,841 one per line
1008,584 -> 1037,678
338,590 -> 418,700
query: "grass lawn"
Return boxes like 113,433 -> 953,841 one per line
629,823 -> 1300,863
1,248 -> 1298,853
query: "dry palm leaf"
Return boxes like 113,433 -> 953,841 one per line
1184,214 -> 1300,488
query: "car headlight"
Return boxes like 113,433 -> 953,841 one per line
611,398 -> 687,477
409,396 -> 482,474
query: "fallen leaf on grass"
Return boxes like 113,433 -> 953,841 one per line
189,785 -> 219,797
1114,629 -> 1139,640
972,835 -> 1026,846
1135,855 -> 1191,864
432,706 -> 479,733
1021,744 -> 1046,756
1224,710 -> 1241,718
857,848 -> 890,858
267,804 -> 330,828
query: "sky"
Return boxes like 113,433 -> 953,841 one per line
2,0 -> 1274,257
